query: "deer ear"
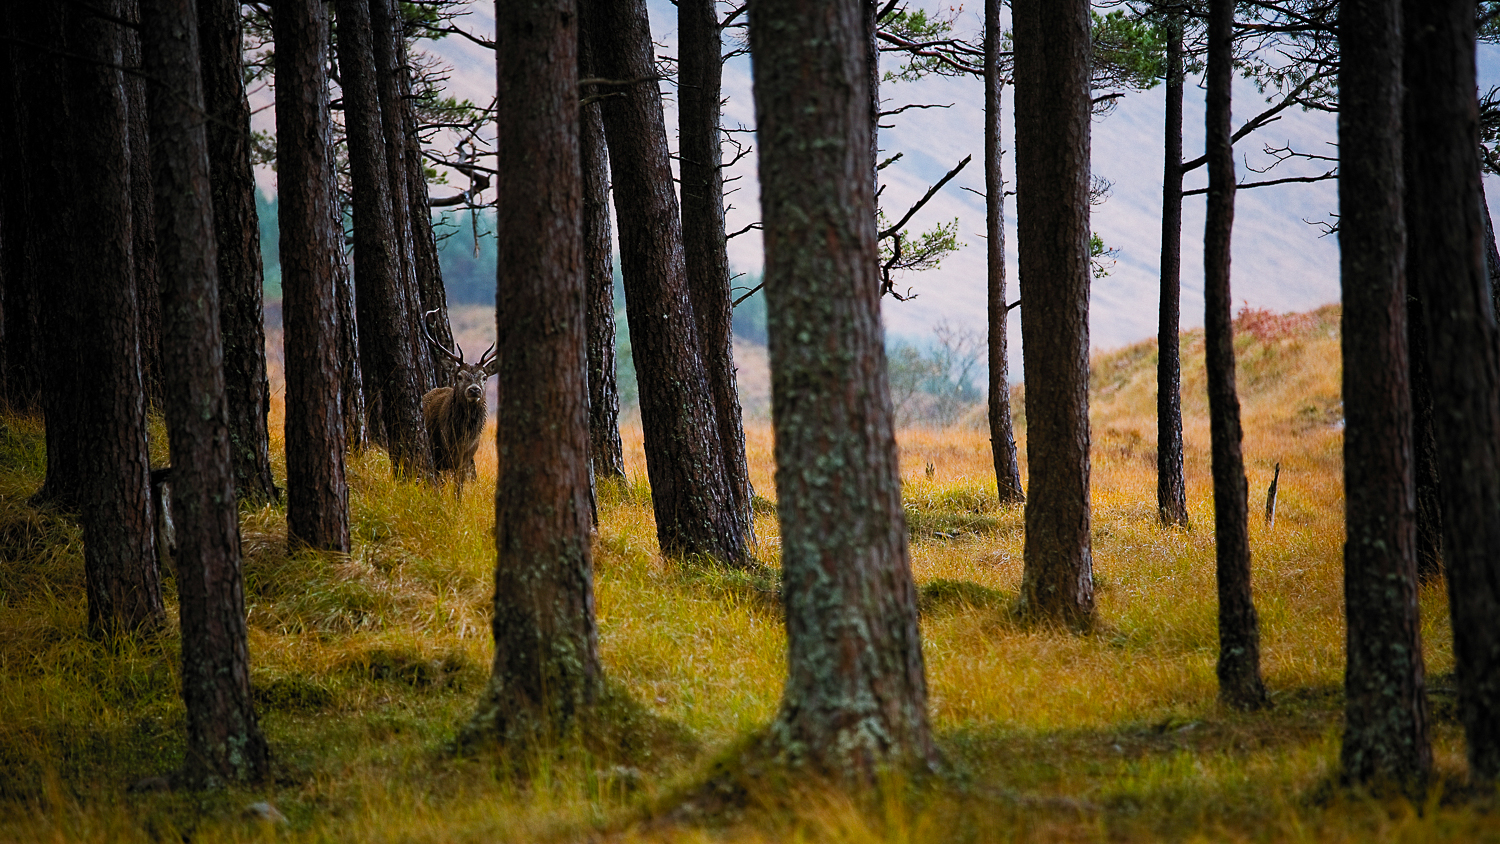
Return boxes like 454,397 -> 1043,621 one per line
484,357 -> 501,377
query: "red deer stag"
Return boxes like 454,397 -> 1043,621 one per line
421,309 -> 497,497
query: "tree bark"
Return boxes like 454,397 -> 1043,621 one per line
586,0 -> 749,565
336,0 -> 432,477
1408,292 -> 1444,581
276,0 -> 351,552
331,152 -> 367,451
199,0 -> 278,504
985,0 -> 1023,506
123,1 -> 165,414
390,6 -> 454,389
1205,0 -> 1266,710
467,0 -> 601,746
1338,0 -> 1431,788
1013,0 -> 1095,628
1405,0 -> 1500,784
369,0 -> 439,392
680,0 -> 755,540
0,8 -> 43,413
748,0 -> 938,779
579,11 -> 625,483
141,0 -> 271,785
1157,12 -> 1190,528
21,1 -> 165,635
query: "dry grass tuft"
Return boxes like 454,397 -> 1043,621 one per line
2,304 -> 1497,841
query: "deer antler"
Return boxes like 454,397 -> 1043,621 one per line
422,308 -> 466,365
476,343 -> 498,373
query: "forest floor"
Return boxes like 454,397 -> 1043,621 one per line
2,303 -> 1498,842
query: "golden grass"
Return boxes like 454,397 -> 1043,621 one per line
1,303 -> 1496,842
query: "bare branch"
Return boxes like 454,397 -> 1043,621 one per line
879,102 -> 955,118
879,155 -> 973,240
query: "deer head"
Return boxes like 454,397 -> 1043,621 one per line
422,309 -> 497,404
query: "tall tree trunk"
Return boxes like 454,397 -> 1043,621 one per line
586,0 -> 749,565
1483,180 -> 1500,316
1157,11 -> 1190,528
579,11 -> 625,483
1405,0 -> 1500,784
748,0 -> 938,778
1013,0 -> 1095,628
16,5 -> 85,510
467,0 -> 600,746
0,8 -> 43,414
276,0 -> 351,552
680,0 -> 755,540
985,0 -> 1023,505
1205,0 -> 1266,710
331,159 -> 367,450
336,0 -> 432,477
369,0 -> 438,392
199,0 -> 278,503
1339,0 -> 1431,788
23,1 -> 165,634
867,0 -> 881,200
123,2 -> 165,413
392,11 -> 454,388
140,0 -> 271,784
1408,292 -> 1444,580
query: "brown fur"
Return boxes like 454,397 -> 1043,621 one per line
421,310 -> 495,497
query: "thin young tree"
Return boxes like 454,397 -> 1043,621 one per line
19,1 -> 165,636
276,0 -> 351,552
985,0 -> 1023,505
141,0 -> 271,784
1204,0 -> 1266,710
1156,8 -> 1189,527
466,0 -> 601,745
199,0 -> 278,503
1405,0 -> 1500,784
747,0 -> 938,778
336,0 -> 432,476
579,9 -> 626,482
680,0 -> 755,541
1338,0 -> 1431,788
585,0 -> 749,565
1013,0 -> 1095,628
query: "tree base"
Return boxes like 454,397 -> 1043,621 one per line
455,681 -> 698,775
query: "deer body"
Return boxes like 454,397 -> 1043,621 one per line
421,310 -> 497,496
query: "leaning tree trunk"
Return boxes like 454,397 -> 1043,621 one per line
199,0 -> 278,503
1204,0 -> 1267,711
1157,12 -> 1190,528
1338,0 -> 1431,788
985,0 -> 1023,505
680,0 -> 755,540
466,0 -> 601,747
747,0 -> 938,780
1013,0 -> 1095,628
579,11 -> 626,482
141,0 -> 271,785
336,0 -> 432,477
276,0 -> 351,552
1405,0 -> 1500,785
24,1 -> 165,635
586,0 -> 749,565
